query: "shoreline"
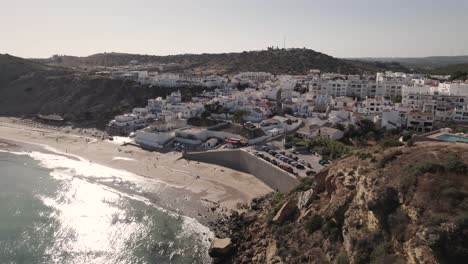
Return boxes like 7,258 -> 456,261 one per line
0,117 -> 273,226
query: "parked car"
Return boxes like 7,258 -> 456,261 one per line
319,159 -> 330,165
264,157 -> 271,162
283,166 -> 294,173
295,164 -> 305,170
271,160 -> 278,165
262,146 -> 270,151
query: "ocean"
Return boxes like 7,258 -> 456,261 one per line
0,148 -> 213,264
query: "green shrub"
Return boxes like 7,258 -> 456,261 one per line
293,177 -> 314,192
402,131 -> 415,141
380,138 -> 404,149
369,241 -> 390,262
322,218 -> 341,241
266,213 -> 275,225
444,153 -> 467,173
335,250 -> 349,264
309,137 -> 351,160
378,150 -> 403,168
272,192 -> 284,204
357,152 -> 373,160
294,140 -> 309,148
406,139 -> 415,147
305,215 -> 324,234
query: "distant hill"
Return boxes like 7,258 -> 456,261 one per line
38,49 -> 408,75
430,63 -> 468,81
354,55 -> 468,71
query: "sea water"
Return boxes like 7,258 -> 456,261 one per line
0,150 -> 213,264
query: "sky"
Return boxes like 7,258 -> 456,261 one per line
1,0 -> 468,59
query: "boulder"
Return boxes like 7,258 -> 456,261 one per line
209,238 -> 232,257
266,240 -> 278,263
297,189 -> 315,210
242,211 -> 257,224
272,199 -> 297,224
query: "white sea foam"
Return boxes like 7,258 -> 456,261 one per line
0,145 -> 215,257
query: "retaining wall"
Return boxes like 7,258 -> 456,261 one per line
183,149 -> 299,192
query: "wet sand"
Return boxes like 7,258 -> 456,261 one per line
0,117 -> 273,216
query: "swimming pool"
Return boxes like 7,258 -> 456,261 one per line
436,134 -> 468,143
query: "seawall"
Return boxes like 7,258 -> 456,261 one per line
183,149 -> 299,192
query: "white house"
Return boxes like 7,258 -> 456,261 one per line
406,112 -> 434,132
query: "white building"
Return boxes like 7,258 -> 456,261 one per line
356,97 -> 393,115
407,112 -> 434,132
234,72 -> 273,82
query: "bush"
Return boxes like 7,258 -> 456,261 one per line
272,192 -> 284,204
335,251 -> 349,264
357,152 -> 373,160
293,177 -> 314,192
309,137 -> 351,160
322,218 -> 342,241
406,139 -> 415,147
444,153 -> 467,173
378,150 -> 403,168
380,138 -> 404,149
305,215 -> 324,234
402,131 -> 415,141
294,140 -> 309,148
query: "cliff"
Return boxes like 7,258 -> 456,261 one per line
0,54 -> 209,127
213,142 -> 468,264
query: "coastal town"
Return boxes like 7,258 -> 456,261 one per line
2,1 -> 468,263
102,66 -> 468,177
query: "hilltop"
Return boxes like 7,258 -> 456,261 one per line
213,142 -> 468,264
38,49 -> 408,75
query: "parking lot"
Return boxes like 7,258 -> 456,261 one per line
247,143 -> 324,178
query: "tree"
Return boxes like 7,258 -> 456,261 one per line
232,110 -> 249,123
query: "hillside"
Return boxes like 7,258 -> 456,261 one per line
354,55 -> 468,71
212,142 -> 468,264
431,63 -> 468,81
0,54 -> 205,127
39,49 -> 406,75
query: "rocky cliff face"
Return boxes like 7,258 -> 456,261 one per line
213,142 -> 468,264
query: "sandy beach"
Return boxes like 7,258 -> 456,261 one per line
0,117 -> 272,219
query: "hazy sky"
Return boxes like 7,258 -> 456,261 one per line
2,0 -> 468,58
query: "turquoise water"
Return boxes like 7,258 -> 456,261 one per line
0,150 -> 212,264
436,134 -> 468,143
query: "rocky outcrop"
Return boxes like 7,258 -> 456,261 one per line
272,199 -> 297,224
209,238 -> 233,259
214,143 -> 468,264
297,190 -> 314,210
